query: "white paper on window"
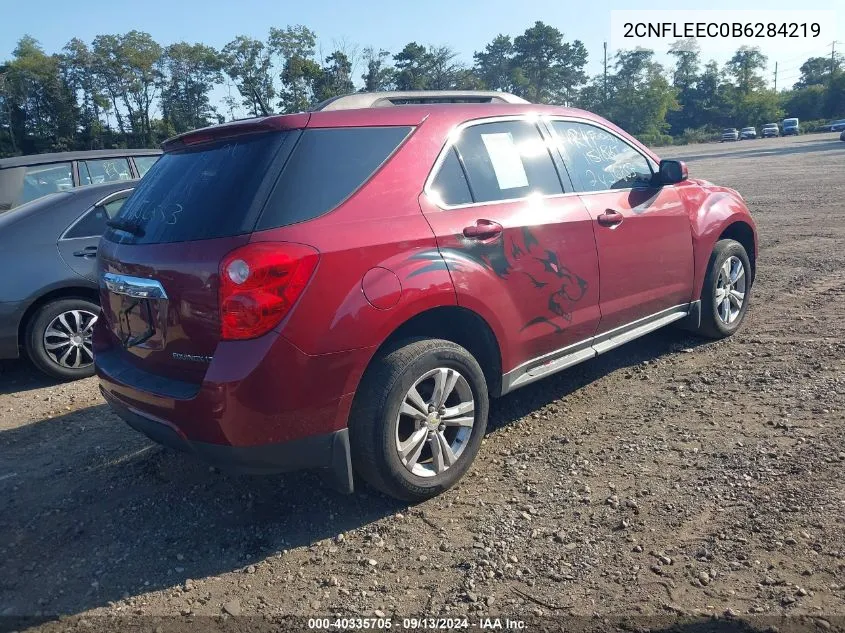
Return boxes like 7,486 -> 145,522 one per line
480,132 -> 529,190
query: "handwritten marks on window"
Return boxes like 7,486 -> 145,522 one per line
553,122 -> 652,193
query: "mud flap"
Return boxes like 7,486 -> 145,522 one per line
318,428 -> 355,494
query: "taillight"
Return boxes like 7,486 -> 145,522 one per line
219,242 -> 319,340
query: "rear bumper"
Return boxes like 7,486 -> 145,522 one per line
95,325 -> 376,492
102,387 -> 353,490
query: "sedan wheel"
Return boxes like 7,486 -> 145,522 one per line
26,298 -> 100,380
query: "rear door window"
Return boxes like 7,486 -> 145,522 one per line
106,132 -> 295,244
452,120 -> 563,203
21,162 -> 73,204
257,126 -> 412,230
79,158 -> 133,184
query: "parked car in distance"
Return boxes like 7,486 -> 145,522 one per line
761,123 -> 779,138
0,149 -> 159,212
0,181 -> 137,379
740,127 -> 757,140
828,119 -> 845,132
782,118 -> 800,136
840,130 -> 845,141
95,90 -> 757,501
721,128 -> 740,142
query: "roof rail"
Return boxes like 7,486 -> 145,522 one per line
311,90 -> 529,112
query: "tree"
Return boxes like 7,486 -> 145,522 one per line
394,42 -> 434,90
269,25 -> 321,113
474,35 -> 515,92
120,31 -> 163,146
795,54 -> 843,88
62,38 -> 109,148
91,34 -> 130,136
511,21 -> 587,104
2,36 -> 78,154
221,35 -> 275,117
360,48 -> 395,91
160,42 -> 223,134
312,51 -> 354,102
725,46 -> 768,95
667,39 -> 702,133
603,48 -> 678,139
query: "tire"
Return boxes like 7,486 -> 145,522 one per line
25,298 -> 99,380
696,239 -> 752,339
349,338 -> 489,502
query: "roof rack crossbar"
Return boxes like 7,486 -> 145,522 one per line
311,90 -> 529,112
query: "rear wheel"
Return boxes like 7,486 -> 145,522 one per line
25,298 -> 99,380
349,338 -> 489,501
696,239 -> 751,339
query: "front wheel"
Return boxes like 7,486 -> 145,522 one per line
349,338 -> 489,502
696,239 -> 752,339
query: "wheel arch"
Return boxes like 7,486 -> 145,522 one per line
358,305 -> 504,399
718,220 -> 757,284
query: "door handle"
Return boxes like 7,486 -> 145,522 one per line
73,246 -> 98,258
462,219 -> 503,240
597,209 -> 624,227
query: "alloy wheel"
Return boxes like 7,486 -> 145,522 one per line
43,309 -> 98,369
394,367 -> 475,477
714,255 -> 746,325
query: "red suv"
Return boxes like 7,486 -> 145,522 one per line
95,90 -> 757,501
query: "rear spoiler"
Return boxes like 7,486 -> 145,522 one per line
161,113 -> 310,152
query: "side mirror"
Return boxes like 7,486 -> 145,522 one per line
658,159 -> 688,185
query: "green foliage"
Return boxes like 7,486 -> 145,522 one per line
0,24 -> 840,157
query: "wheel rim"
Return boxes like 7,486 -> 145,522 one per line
714,256 -> 746,325
394,367 -> 475,478
43,309 -> 98,369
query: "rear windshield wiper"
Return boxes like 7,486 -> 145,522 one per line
106,218 -> 145,237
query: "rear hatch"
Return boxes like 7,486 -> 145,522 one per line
98,122 -> 302,384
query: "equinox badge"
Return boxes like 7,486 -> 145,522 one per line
172,352 -> 213,363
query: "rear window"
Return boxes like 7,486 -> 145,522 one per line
21,162 -> 73,205
256,126 -> 412,230
106,133 -> 294,244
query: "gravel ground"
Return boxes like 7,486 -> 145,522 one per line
1,132 -> 844,632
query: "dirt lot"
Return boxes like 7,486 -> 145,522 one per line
1,132 -> 844,631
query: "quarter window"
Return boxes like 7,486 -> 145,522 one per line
551,121 -> 653,192
452,120 -> 563,204
133,155 -> 160,177
64,196 -> 128,239
429,148 -> 472,206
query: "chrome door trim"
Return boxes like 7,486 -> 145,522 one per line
102,273 -> 168,299
500,301 -> 698,395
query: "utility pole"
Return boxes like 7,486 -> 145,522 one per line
603,42 -> 608,105
773,61 -> 778,92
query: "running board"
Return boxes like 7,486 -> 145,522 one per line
500,302 -> 697,395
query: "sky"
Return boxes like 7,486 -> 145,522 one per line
1,0 -> 842,115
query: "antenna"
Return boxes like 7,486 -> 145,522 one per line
248,82 -> 272,117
